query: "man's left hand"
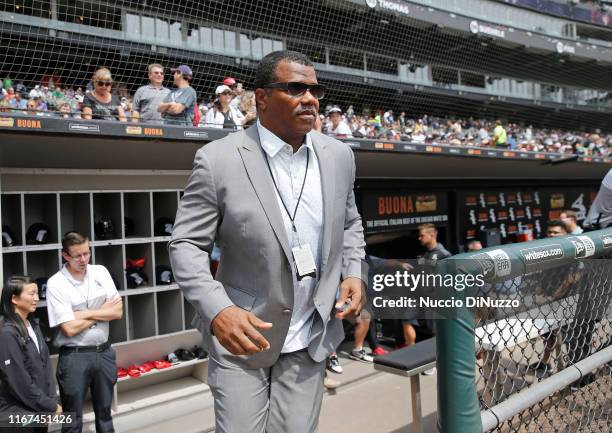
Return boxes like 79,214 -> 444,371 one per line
335,277 -> 366,319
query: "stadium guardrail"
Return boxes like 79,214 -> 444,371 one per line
436,228 -> 612,433
0,113 -> 610,164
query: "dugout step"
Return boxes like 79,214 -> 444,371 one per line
47,376 -> 214,433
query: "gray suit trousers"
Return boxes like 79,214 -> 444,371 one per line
207,351 -> 326,433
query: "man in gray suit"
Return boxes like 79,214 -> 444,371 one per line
169,50 -> 367,433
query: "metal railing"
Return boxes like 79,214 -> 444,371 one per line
437,228 -> 612,432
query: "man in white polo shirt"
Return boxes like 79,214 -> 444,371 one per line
46,231 -> 123,433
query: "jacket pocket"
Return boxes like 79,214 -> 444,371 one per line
224,285 -> 256,311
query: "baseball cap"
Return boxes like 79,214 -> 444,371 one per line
171,65 -> 193,77
328,106 -> 342,114
215,85 -> 232,95
223,77 -> 237,86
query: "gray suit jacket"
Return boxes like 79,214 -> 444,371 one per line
169,126 -> 366,369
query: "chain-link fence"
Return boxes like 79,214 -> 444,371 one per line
440,230 -> 612,433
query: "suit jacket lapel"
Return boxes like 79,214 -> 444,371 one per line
312,133 -> 335,269
237,127 -> 293,265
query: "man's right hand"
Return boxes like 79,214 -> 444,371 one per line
211,306 -> 272,355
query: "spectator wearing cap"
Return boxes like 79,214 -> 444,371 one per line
158,64 -> 197,126
223,76 -> 244,110
14,81 -> 27,97
81,68 -> 127,122
132,63 -> 171,124
204,84 -> 246,129
327,106 -> 353,138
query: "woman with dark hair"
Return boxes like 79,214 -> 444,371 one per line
0,276 -> 61,432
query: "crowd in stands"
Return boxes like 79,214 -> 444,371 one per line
321,106 -> 612,158
0,65 -> 610,157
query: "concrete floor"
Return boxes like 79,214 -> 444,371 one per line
122,351 -> 439,433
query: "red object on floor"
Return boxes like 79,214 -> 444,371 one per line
138,362 -> 154,373
141,361 -> 156,371
117,367 -> 128,378
372,347 -> 389,356
153,360 -> 171,369
127,366 -> 141,378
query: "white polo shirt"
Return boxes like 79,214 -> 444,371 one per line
46,264 -> 118,348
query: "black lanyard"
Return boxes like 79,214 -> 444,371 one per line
264,147 -> 310,234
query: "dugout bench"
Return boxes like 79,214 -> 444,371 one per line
373,338 -> 437,433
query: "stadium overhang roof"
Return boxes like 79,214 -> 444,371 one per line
345,0 -> 612,64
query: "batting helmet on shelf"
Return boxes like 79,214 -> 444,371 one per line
26,223 -> 51,244
35,277 -> 48,300
155,265 -> 173,285
125,268 -> 148,288
94,216 -> 115,240
154,217 -> 174,236
2,224 -> 17,247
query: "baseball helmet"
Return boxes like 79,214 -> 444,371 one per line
94,216 -> 115,240
192,346 -> 208,359
154,217 -> 174,236
35,277 -> 48,300
175,348 -> 196,361
126,268 -> 148,288
2,224 -> 16,247
155,265 -> 173,285
26,223 -> 51,244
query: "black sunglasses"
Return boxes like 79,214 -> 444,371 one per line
96,81 -> 112,87
264,82 -> 326,100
